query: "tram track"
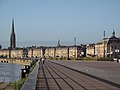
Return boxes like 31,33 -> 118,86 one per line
47,62 -> 89,90
45,64 -> 62,90
45,64 -> 76,90
42,63 -> 49,90
36,60 -> 120,90
36,62 -> 49,90
47,62 -> 90,90
49,60 -> 120,89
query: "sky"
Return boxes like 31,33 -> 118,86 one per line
0,0 -> 120,48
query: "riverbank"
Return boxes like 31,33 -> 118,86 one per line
0,58 -> 32,66
0,79 -> 27,90
0,60 -> 37,90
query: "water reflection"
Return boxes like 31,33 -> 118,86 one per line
0,63 -> 23,82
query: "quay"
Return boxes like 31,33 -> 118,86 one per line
0,58 -> 33,65
0,58 -> 37,90
21,60 -> 120,90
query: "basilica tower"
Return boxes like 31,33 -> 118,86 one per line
10,17 -> 16,49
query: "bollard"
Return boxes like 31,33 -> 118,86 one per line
117,59 -> 120,63
117,59 -> 118,63
30,61 -> 34,67
21,69 -> 26,79
25,65 -> 30,74
30,63 -> 33,67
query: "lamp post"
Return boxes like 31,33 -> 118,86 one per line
74,37 -> 76,60
110,51 -> 113,58
103,31 -> 105,58
97,49 -> 98,60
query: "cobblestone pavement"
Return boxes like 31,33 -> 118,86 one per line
36,60 -> 120,90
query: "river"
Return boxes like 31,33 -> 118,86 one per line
0,63 -> 23,82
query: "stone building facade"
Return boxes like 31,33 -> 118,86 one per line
0,45 -> 86,59
69,46 -> 84,59
86,31 -> 120,58
86,44 -> 95,57
107,31 -> 120,58
55,46 -> 69,59
95,38 -> 108,58
0,49 -> 10,58
32,47 -> 45,58
10,48 -> 23,58
45,47 -> 56,58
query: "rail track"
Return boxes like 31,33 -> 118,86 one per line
36,60 -> 120,90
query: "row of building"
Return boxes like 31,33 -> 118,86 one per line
1,31 -> 120,59
0,18 -> 120,60
0,45 -> 86,59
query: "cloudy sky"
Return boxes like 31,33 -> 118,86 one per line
0,0 -> 120,48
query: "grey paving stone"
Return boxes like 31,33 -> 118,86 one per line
21,61 -> 39,90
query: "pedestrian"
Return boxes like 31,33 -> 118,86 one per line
42,57 -> 46,64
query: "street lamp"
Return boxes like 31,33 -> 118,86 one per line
97,49 -> 98,60
110,51 -> 113,58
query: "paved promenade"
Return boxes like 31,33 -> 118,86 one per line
21,61 -> 39,90
36,60 -> 120,90
51,60 -> 120,85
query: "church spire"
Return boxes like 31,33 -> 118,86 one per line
10,17 -> 16,49
12,17 -> 14,33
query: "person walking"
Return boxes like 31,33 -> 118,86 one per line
42,56 -> 46,64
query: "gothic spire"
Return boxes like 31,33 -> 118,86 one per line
10,17 -> 16,49
12,17 -> 14,33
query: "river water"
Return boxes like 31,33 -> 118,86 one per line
0,63 -> 23,82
